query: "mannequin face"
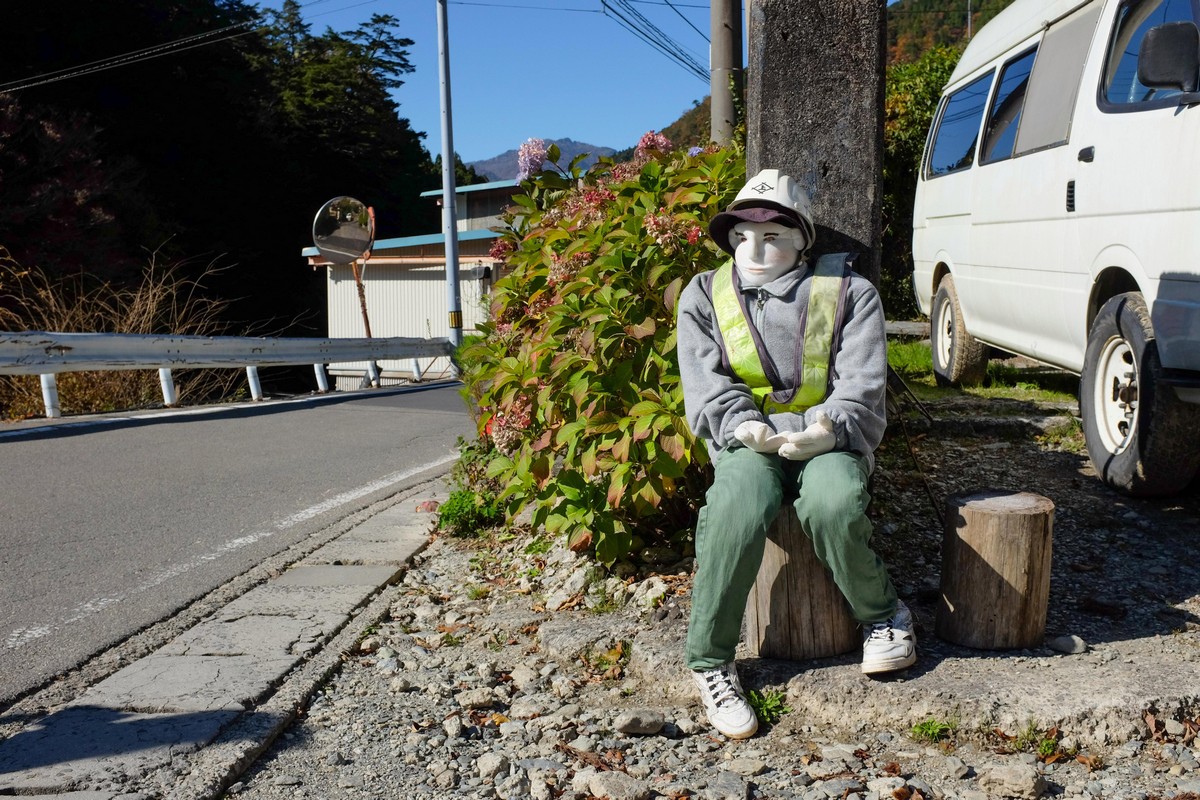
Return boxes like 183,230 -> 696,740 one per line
730,221 -> 805,287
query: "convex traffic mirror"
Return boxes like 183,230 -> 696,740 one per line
312,196 -> 374,264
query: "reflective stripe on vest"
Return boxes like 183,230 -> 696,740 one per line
711,254 -> 847,414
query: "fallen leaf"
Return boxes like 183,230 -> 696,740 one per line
1146,711 -> 1163,741
415,500 -> 440,513
883,762 -> 901,776
556,593 -> 585,611
892,788 -> 911,800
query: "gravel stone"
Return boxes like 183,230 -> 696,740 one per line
613,709 -> 666,735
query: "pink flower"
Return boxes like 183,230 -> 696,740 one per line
548,251 -> 593,285
635,130 -> 673,158
517,138 -> 548,179
645,208 -> 701,252
489,238 -> 515,262
490,396 -> 533,455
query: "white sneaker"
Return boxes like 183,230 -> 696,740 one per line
691,662 -> 759,739
862,600 -> 917,675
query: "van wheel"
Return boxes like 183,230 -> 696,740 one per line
1080,292 -> 1200,496
931,275 -> 988,387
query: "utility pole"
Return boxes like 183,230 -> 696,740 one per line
968,0 -> 973,38
436,0 -> 463,360
710,0 -> 743,146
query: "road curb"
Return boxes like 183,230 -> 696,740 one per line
0,477 -> 449,799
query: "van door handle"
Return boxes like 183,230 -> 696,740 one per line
1078,146 -> 1095,162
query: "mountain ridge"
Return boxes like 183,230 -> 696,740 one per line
467,138 -> 616,182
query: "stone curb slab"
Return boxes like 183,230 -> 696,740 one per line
0,480 -> 443,796
0,707 -> 239,793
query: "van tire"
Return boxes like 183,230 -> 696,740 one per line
1080,292 -> 1200,497
931,275 -> 988,387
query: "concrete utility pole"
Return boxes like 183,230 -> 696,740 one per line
710,0 -> 743,146
744,0 -> 886,288
436,0 -> 463,357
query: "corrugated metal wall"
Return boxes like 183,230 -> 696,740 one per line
326,261 -> 491,383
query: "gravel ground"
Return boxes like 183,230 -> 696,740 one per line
225,393 -> 1200,800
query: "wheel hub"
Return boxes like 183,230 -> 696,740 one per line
1095,336 -> 1138,454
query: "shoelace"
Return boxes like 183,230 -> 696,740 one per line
702,669 -> 740,707
866,617 -> 897,643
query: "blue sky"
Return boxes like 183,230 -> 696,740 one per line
258,0 -> 719,164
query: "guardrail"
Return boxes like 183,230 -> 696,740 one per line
0,331 -> 456,419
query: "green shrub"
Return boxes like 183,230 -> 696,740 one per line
437,489 -> 504,537
457,140 -> 745,564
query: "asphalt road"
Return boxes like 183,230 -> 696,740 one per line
0,384 -> 473,706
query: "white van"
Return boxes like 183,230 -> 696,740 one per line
912,0 -> 1200,497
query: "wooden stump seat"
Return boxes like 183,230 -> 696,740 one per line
936,489 -> 1054,650
745,512 -> 859,660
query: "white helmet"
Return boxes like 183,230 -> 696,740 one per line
709,169 -> 816,256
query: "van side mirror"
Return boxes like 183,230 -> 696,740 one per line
1138,21 -> 1200,93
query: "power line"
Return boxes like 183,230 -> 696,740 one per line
0,0 -> 701,95
662,0 -> 708,43
449,1 -> 598,10
601,0 -> 707,82
0,25 -> 261,93
630,0 -> 708,7
0,0 -> 388,94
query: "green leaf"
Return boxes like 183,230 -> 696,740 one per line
626,318 -> 656,339
531,455 -> 551,487
612,434 -> 631,463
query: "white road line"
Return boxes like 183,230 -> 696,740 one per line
3,453 -> 454,650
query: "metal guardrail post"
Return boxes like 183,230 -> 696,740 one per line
314,364 -> 330,393
367,362 -> 380,388
40,374 -> 61,419
159,368 -> 178,407
246,366 -> 264,401
411,358 -> 424,381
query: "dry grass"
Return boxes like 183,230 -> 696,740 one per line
0,247 -> 241,420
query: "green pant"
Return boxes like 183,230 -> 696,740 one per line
685,447 -> 898,670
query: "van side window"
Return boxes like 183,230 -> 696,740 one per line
1015,1 -> 1103,154
1103,0 -> 1198,106
926,72 -> 995,178
981,48 -> 1037,164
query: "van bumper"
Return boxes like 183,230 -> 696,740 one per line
1153,280 -> 1200,375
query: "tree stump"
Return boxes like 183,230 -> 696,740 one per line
936,490 -> 1054,649
745,512 -> 859,660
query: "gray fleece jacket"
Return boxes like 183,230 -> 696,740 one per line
676,258 -> 888,473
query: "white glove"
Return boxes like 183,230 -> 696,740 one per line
733,420 -> 788,454
777,411 -> 836,461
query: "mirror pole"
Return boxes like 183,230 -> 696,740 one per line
437,0 -> 463,373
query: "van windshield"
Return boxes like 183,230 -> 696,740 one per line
1105,0 -> 1195,105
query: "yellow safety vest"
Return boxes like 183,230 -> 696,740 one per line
710,254 -> 850,414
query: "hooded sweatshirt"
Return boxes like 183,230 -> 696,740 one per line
676,258 -> 888,472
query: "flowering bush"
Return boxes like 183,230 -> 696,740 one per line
457,139 -> 745,564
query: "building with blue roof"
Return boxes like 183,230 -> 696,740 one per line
303,180 -> 519,388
